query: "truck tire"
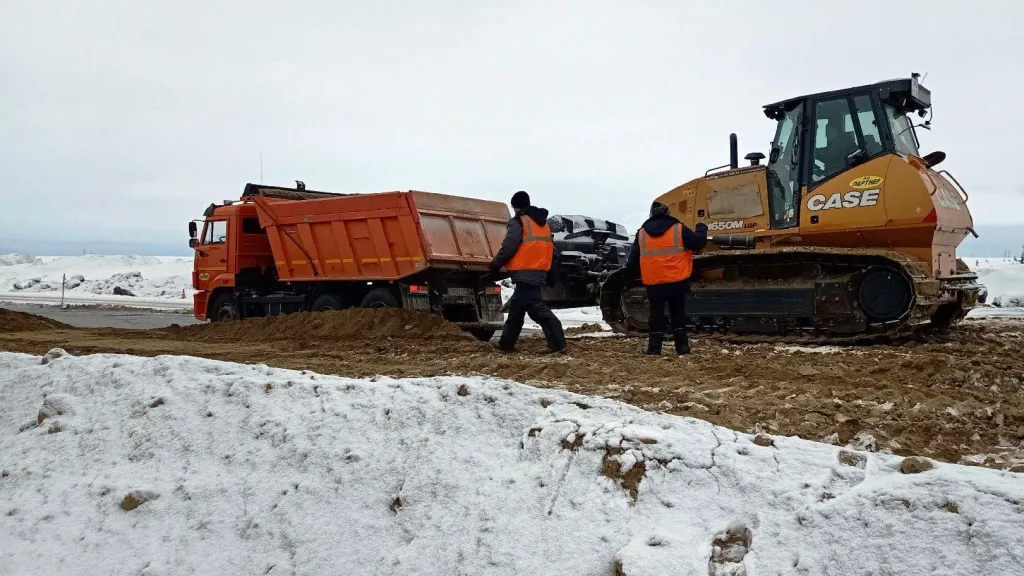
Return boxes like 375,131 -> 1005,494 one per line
208,293 -> 239,323
310,294 -> 348,312
468,328 -> 496,342
360,288 -> 398,309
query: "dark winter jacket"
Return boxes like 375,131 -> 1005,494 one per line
489,206 -> 560,287
625,214 -> 708,291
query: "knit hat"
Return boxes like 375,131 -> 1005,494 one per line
650,201 -> 670,217
511,191 -> 531,210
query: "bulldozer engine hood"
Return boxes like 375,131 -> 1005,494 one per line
640,214 -> 681,237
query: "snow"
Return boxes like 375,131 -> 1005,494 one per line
0,254 -> 194,309
2,351 -> 1023,575
774,345 -> 844,354
969,258 -> 1024,309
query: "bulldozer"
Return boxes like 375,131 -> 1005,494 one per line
599,74 -> 985,341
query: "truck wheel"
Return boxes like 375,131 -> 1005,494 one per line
310,294 -> 348,312
468,328 -> 496,342
208,293 -> 239,322
360,288 -> 398,309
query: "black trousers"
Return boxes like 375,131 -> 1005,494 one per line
499,284 -> 566,351
647,283 -> 688,335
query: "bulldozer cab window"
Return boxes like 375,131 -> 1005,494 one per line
768,106 -> 801,229
812,98 -> 863,186
203,220 -> 227,244
853,95 -> 883,157
885,104 -> 920,157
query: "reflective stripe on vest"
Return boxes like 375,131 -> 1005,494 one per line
638,224 -> 693,285
507,216 -> 554,271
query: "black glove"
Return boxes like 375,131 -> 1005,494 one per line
695,222 -> 708,234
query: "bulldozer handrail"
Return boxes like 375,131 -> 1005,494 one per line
705,163 -> 733,177
938,170 -> 969,202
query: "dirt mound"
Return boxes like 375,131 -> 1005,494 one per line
0,308 -> 70,332
174,308 -> 475,344
565,323 -> 605,336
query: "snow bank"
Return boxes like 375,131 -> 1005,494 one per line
0,254 -> 41,267
2,352 -> 1022,575
0,254 -> 194,308
972,258 -> 1024,308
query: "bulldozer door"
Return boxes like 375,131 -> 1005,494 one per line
809,94 -> 885,188
767,104 -> 802,229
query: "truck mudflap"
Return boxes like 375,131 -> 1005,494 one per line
193,292 -> 210,321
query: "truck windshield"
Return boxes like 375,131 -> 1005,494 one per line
203,220 -> 227,244
885,104 -> 920,157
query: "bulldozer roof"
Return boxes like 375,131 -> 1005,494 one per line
763,76 -> 931,119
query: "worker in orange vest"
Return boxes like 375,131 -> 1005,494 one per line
489,191 -> 566,353
625,201 -> 708,355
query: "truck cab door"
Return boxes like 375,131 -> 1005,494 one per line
194,219 -> 230,291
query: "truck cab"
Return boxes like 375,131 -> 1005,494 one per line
189,202 -> 275,321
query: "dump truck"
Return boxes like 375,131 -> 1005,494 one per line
188,183 -> 509,341
599,74 -> 986,341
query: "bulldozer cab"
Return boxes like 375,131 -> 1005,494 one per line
763,75 -> 931,230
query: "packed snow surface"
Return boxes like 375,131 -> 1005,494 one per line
2,351 -> 1023,575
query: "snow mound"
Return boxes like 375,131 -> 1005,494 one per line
0,254 -> 42,266
973,258 -> 1024,309
2,352 -> 1022,575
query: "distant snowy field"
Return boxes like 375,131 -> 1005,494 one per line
1,254 -> 1022,322
0,254 -> 194,310
1,350 -> 1022,575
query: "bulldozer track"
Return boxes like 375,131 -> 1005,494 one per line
601,247 -> 981,345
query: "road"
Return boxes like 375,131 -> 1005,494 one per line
0,303 -> 202,329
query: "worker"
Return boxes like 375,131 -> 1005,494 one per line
625,201 -> 708,355
489,190 -> 566,353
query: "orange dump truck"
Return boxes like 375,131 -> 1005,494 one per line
188,183 -> 510,340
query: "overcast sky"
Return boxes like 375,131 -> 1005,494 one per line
2,0 -> 1023,248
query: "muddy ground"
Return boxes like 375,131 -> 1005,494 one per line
2,308 -> 1023,471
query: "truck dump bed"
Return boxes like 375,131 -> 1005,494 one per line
250,190 -> 511,282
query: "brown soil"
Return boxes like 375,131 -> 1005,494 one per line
565,323 -> 606,336
164,308 -> 473,344
0,308 -> 70,332
2,309 -> 1024,470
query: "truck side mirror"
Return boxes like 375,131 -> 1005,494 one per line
189,221 -> 198,239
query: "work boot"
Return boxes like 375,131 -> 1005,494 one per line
645,333 -> 664,355
673,329 -> 691,355
492,340 -> 514,353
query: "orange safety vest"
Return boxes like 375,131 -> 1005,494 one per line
639,224 -> 693,285
506,216 -> 554,271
